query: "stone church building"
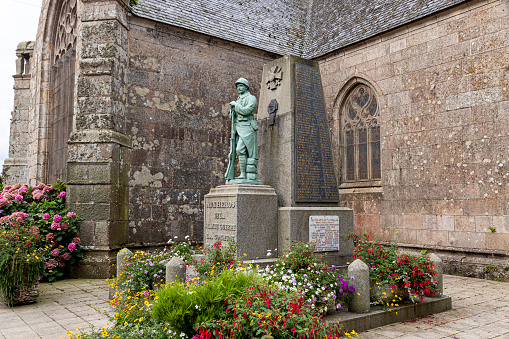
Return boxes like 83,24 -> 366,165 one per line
5,0 -> 509,278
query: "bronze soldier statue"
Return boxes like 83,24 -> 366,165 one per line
225,78 -> 261,184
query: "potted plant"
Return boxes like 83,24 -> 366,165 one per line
0,211 -> 45,306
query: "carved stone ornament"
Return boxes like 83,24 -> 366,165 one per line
53,0 -> 78,63
266,65 -> 282,90
268,99 -> 278,126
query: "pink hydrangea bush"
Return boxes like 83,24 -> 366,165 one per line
0,180 -> 83,282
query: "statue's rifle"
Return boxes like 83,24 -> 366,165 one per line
225,106 -> 236,180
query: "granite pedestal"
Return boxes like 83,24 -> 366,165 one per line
204,184 -> 278,260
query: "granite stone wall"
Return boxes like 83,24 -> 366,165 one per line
319,0 -> 509,277
125,16 -> 277,246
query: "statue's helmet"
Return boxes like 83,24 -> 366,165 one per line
235,77 -> 249,89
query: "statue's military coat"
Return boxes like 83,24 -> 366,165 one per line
232,91 -> 258,159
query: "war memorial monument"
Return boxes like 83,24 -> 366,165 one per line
204,56 -> 354,263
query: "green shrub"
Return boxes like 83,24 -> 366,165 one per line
152,270 -> 258,336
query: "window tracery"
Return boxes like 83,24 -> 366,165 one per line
342,85 -> 380,182
53,0 -> 78,63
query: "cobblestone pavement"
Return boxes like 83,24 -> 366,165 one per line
0,275 -> 508,338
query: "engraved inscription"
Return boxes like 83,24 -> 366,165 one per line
206,201 -> 236,208
309,216 -> 339,252
205,223 -> 237,231
204,198 -> 237,248
294,63 -> 339,202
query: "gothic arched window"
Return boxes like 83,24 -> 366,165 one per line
342,85 -> 380,182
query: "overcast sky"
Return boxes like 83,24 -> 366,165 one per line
0,0 -> 42,175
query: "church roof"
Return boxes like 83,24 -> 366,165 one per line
131,0 -> 466,59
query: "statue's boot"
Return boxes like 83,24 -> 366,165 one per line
235,154 -> 247,179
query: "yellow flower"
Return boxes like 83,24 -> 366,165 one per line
124,321 -> 128,326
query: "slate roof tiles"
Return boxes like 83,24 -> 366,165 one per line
131,0 -> 467,59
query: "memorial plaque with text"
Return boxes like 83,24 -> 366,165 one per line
294,63 -> 339,202
309,216 -> 340,252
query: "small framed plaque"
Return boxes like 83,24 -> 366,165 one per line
309,216 -> 339,252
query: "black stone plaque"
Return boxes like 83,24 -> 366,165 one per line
294,63 -> 339,202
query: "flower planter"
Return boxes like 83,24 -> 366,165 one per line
10,282 -> 39,305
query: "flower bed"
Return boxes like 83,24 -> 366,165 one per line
0,181 -> 82,282
67,235 -> 441,338
71,240 -> 358,339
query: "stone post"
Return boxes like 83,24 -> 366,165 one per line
348,259 -> 370,313
109,248 -> 132,299
429,253 -> 443,297
166,257 -> 186,284
67,0 -> 131,278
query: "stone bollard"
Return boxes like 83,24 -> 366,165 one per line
109,248 -> 133,299
166,256 -> 186,284
429,253 -> 443,297
348,259 -> 370,313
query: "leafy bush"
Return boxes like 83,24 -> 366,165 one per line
0,181 -> 82,281
152,270 -> 258,336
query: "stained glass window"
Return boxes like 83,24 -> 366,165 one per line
341,85 -> 380,182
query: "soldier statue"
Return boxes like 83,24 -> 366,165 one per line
225,78 -> 262,184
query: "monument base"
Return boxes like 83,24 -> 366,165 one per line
226,178 -> 263,185
204,185 -> 277,260
278,207 -> 354,266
